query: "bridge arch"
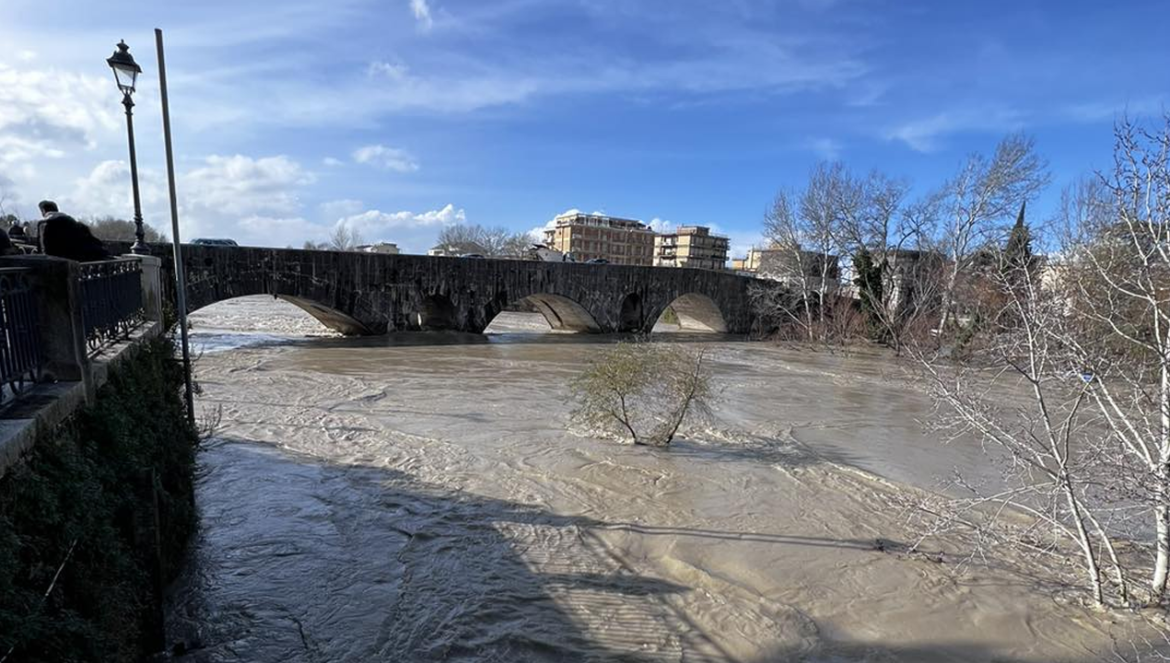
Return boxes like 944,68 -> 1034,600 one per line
410,293 -> 458,330
618,292 -> 645,333
277,296 -> 371,335
654,293 -> 728,333
184,293 -> 371,336
487,293 -> 601,333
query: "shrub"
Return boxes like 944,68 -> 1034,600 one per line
570,342 -> 713,446
0,336 -> 199,662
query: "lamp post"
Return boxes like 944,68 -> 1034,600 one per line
106,40 -> 148,255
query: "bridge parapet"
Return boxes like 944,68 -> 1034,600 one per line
128,243 -> 770,335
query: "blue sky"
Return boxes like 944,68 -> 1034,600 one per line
0,0 -> 1166,255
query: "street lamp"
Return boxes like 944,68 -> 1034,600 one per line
106,40 -> 148,255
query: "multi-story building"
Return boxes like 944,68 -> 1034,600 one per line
653,226 -> 729,270
356,242 -> 400,255
737,245 -> 841,293
428,240 -> 486,257
542,212 -> 655,265
731,247 -> 767,274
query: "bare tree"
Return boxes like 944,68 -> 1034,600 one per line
912,263 -> 1123,606
570,342 -> 713,447
0,180 -> 14,222
830,166 -> 911,258
85,216 -> 166,243
935,134 -> 1050,336
1060,117 -> 1170,602
328,221 -> 365,251
761,189 -> 818,339
800,163 -> 842,329
436,224 -> 530,258
912,118 -> 1170,609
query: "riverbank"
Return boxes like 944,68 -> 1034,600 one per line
167,297 -> 1157,661
0,337 -> 199,662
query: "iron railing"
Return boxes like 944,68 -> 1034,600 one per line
0,267 -> 41,407
80,258 -> 144,350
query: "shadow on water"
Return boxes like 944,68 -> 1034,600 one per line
191,329 -> 754,355
750,639 -> 1087,663
664,428 -> 866,471
312,330 -> 752,349
166,439 -> 1124,663
168,438 -> 727,662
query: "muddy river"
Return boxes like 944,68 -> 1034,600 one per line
165,296 -> 1137,662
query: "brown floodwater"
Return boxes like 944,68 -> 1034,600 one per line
165,296 -> 1140,662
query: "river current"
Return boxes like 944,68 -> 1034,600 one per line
164,296 -> 1129,662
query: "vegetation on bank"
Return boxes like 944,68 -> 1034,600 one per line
748,117 -> 1170,622
0,336 -> 199,662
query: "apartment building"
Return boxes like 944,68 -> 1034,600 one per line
542,212 -> 655,265
653,226 -> 729,270
738,245 -> 841,293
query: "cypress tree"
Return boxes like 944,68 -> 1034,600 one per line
1004,201 -> 1032,273
853,247 -> 885,339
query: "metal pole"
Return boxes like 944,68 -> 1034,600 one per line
124,93 -> 148,255
155,28 -> 195,425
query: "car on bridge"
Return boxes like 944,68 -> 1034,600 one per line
586,258 -> 609,264
192,238 -> 239,247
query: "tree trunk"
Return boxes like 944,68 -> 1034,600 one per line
1064,481 -> 1105,606
1152,493 -> 1170,603
1156,361 -> 1170,603
938,261 -> 960,336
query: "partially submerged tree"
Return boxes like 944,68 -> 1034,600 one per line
912,117 -> 1170,608
569,342 -> 713,447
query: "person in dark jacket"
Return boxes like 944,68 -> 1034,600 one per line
37,200 -> 110,262
0,227 -> 19,257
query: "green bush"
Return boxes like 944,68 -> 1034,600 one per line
0,336 -> 199,662
570,341 -> 713,446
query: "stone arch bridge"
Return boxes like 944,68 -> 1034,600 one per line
134,244 -> 768,335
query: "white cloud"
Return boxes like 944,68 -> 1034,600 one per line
723,230 -> 764,261
337,203 -> 466,252
61,154 -> 467,251
410,0 -> 434,30
0,59 -> 119,168
352,144 -> 420,172
527,226 -> 548,243
67,159 -> 167,220
367,60 -> 409,80
338,203 -> 463,231
886,107 -> 1024,152
67,154 -> 320,246
647,217 -> 672,233
805,137 -> 842,160
319,198 -> 365,219
322,157 -> 344,167
184,154 -> 315,215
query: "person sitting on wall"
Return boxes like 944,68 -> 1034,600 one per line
37,200 -> 110,262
